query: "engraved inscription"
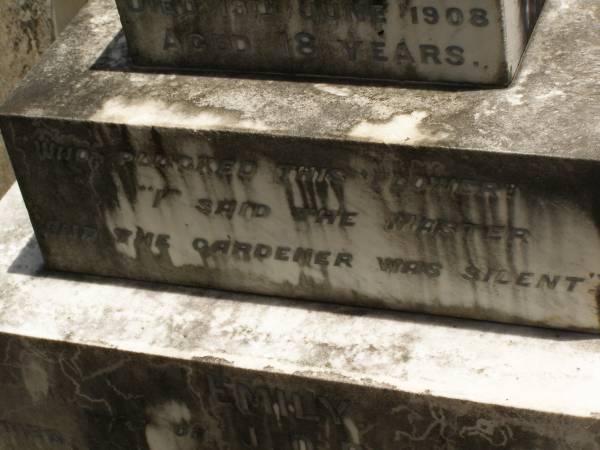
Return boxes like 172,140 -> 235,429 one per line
384,212 -> 531,243
34,132 -> 103,169
292,208 -> 358,227
196,199 -> 272,219
164,30 -> 253,54
278,165 -> 351,224
113,227 -> 171,254
114,0 -> 524,85
377,257 -> 442,278
118,152 -> 258,180
462,267 -> 588,293
205,375 -> 365,450
408,6 -> 490,27
192,238 -> 353,267
279,32 -> 467,67
25,122 -> 599,331
45,221 -> 98,242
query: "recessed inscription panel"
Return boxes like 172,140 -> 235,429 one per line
114,0 -> 545,85
5,119 -> 599,332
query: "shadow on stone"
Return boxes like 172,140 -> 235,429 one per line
7,235 -> 597,342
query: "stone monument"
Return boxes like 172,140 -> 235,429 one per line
0,0 -> 599,333
0,0 -> 600,448
115,0 -> 545,86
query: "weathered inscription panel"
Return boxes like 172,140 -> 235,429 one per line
114,0 -> 545,85
1,336 -> 597,450
2,117 -> 599,332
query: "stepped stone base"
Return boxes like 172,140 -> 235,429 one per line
1,0 -> 599,332
1,184 -> 600,449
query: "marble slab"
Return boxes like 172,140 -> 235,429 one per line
1,183 -> 600,449
114,0 -> 545,86
0,0 -> 599,332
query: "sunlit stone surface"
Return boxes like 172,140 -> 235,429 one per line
1,184 -> 600,449
0,0 -> 599,332
114,0 -> 545,86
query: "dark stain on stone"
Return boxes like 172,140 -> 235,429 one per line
192,356 -> 234,366
1,337 -> 586,450
116,124 -> 140,207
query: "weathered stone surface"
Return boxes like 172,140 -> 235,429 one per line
52,0 -> 90,34
0,135 -> 14,199
0,0 -> 88,199
1,0 -> 599,332
2,184 -> 600,450
114,0 -> 544,86
0,0 -> 54,198
0,0 -> 54,103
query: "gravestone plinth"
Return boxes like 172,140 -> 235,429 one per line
1,0 -> 599,333
115,0 -> 545,86
1,183 -> 600,450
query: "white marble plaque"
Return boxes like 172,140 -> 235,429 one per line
115,0 -> 545,85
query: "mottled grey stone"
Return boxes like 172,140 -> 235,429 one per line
114,0 -> 545,86
0,0 -> 599,332
1,184 -> 600,450
52,0 -> 90,34
0,0 -> 88,199
0,134 -> 14,199
0,0 -> 54,198
0,0 -> 54,103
